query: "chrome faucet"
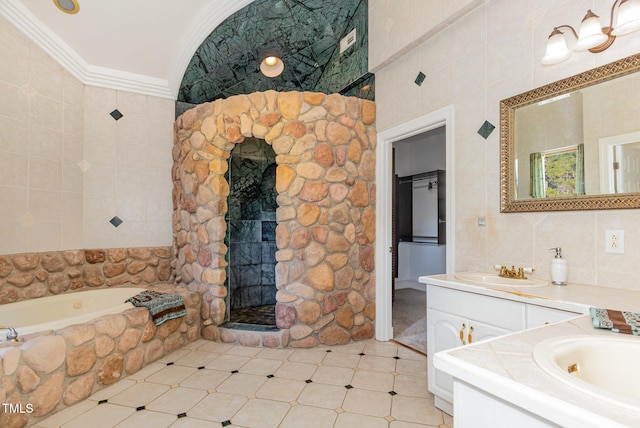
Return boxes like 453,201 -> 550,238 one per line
0,326 -> 18,341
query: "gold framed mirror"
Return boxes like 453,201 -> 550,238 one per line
500,53 -> 640,212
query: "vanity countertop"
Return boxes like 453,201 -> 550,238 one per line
420,273 -> 640,314
420,274 -> 640,427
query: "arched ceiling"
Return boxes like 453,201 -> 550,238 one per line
178,0 -> 373,105
2,0 -> 372,101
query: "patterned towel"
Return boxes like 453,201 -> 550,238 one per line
126,290 -> 186,326
590,307 -> 640,336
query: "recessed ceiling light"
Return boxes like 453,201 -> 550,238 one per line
260,56 -> 284,78
53,0 -> 80,14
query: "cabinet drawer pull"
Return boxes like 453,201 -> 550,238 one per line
459,323 -> 467,345
468,326 -> 474,344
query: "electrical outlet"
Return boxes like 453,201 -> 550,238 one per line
605,229 -> 624,254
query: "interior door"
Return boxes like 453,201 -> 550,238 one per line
391,148 -> 396,302
615,143 -> 640,193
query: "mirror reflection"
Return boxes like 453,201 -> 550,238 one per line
514,71 -> 640,200
500,53 -> 640,212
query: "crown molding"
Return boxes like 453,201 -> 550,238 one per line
1,0 -> 174,99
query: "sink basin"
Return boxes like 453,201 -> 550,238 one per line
454,272 -> 548,287
534,335 -> 640,411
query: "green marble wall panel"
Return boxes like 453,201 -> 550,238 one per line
178,0 -> 371,104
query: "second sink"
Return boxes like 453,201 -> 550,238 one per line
533,335 -> 640,412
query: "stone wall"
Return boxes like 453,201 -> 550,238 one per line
0,247 -> 174,304
0,284 -> 200,428
173,91 -> 377,347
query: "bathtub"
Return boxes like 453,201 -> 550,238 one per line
0,287 -> 147,338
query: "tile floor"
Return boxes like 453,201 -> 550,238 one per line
36,339 -> 453,428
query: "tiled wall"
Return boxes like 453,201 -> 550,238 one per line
371,0 -> 640,290
82,86 -> 174,249
0,17 -> 84,253
0,16 -> 175,254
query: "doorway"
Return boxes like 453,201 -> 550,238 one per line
375,106 -> 455,343
391,128 -> 446,352
227,137 -> 278,325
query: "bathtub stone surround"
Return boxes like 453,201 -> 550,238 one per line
0,247 -> 173,304
0,284 -> 200,428
173,91 -> 377,347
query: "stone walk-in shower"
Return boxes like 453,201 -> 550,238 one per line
172,91 -> 376,347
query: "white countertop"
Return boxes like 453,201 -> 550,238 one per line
420,273 -> 640,428
421,273 -> 640,313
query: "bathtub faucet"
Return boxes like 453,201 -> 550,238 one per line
0,326 -> 18,341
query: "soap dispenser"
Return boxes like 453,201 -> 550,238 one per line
549,247 -> 568,285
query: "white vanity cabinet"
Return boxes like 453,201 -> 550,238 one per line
525,304 -> 581,328
425,280 -> 583,414
426,284 -> 526,413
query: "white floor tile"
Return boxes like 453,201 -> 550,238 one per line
238,357 -> 283,375
172,350 -> 220,367
215,372 -> 267,396
167,417 -> 220,428
145,365 -> 198,385
114,410 -> 176,427
61,403 -> 135,428
351,369 -> 395,392
391,395 -> 444,426
109,382 -> 170,408
296,383 -> 347,409
321,351 -> 361,368
279,404 -> 337,428
41,339 -> 451,428
186,392 -> 247,422
334,411 -> 389,428
255,377 -> 306,402
179,368 -> 230,390
231,398 -> 290,428
205,354 -> 250,372
311,365 -> 355,386
342,388 -> 392,418
357,354 -> 397,372
145,387 -> 207,415
273,361 -> 318,380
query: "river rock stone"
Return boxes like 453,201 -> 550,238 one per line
336,306 -> 354,329
66,346 -> 97,377
12,254 -> 39,270
307,263 -> 334,291
40,253 -> 65,272
277,92 -> 302,119
30,372 -> 64,417
299,182 -> 328,202
63,373 -> 95,406
326,122 -> 351,145
97,353 -> 124,385
84,250 -> 106,264
93,315 -> 126,338
17,366 -> 40,393
318,324 -> 350,345
276,303 -> 296,329
22,336 -> 66,375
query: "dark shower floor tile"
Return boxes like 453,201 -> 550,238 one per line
229,304 -> 276,325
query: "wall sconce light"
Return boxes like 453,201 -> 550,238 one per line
542,0 -> 640,65
260,56 -> 284,78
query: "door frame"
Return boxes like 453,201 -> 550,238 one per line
375,106 -> 456,341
